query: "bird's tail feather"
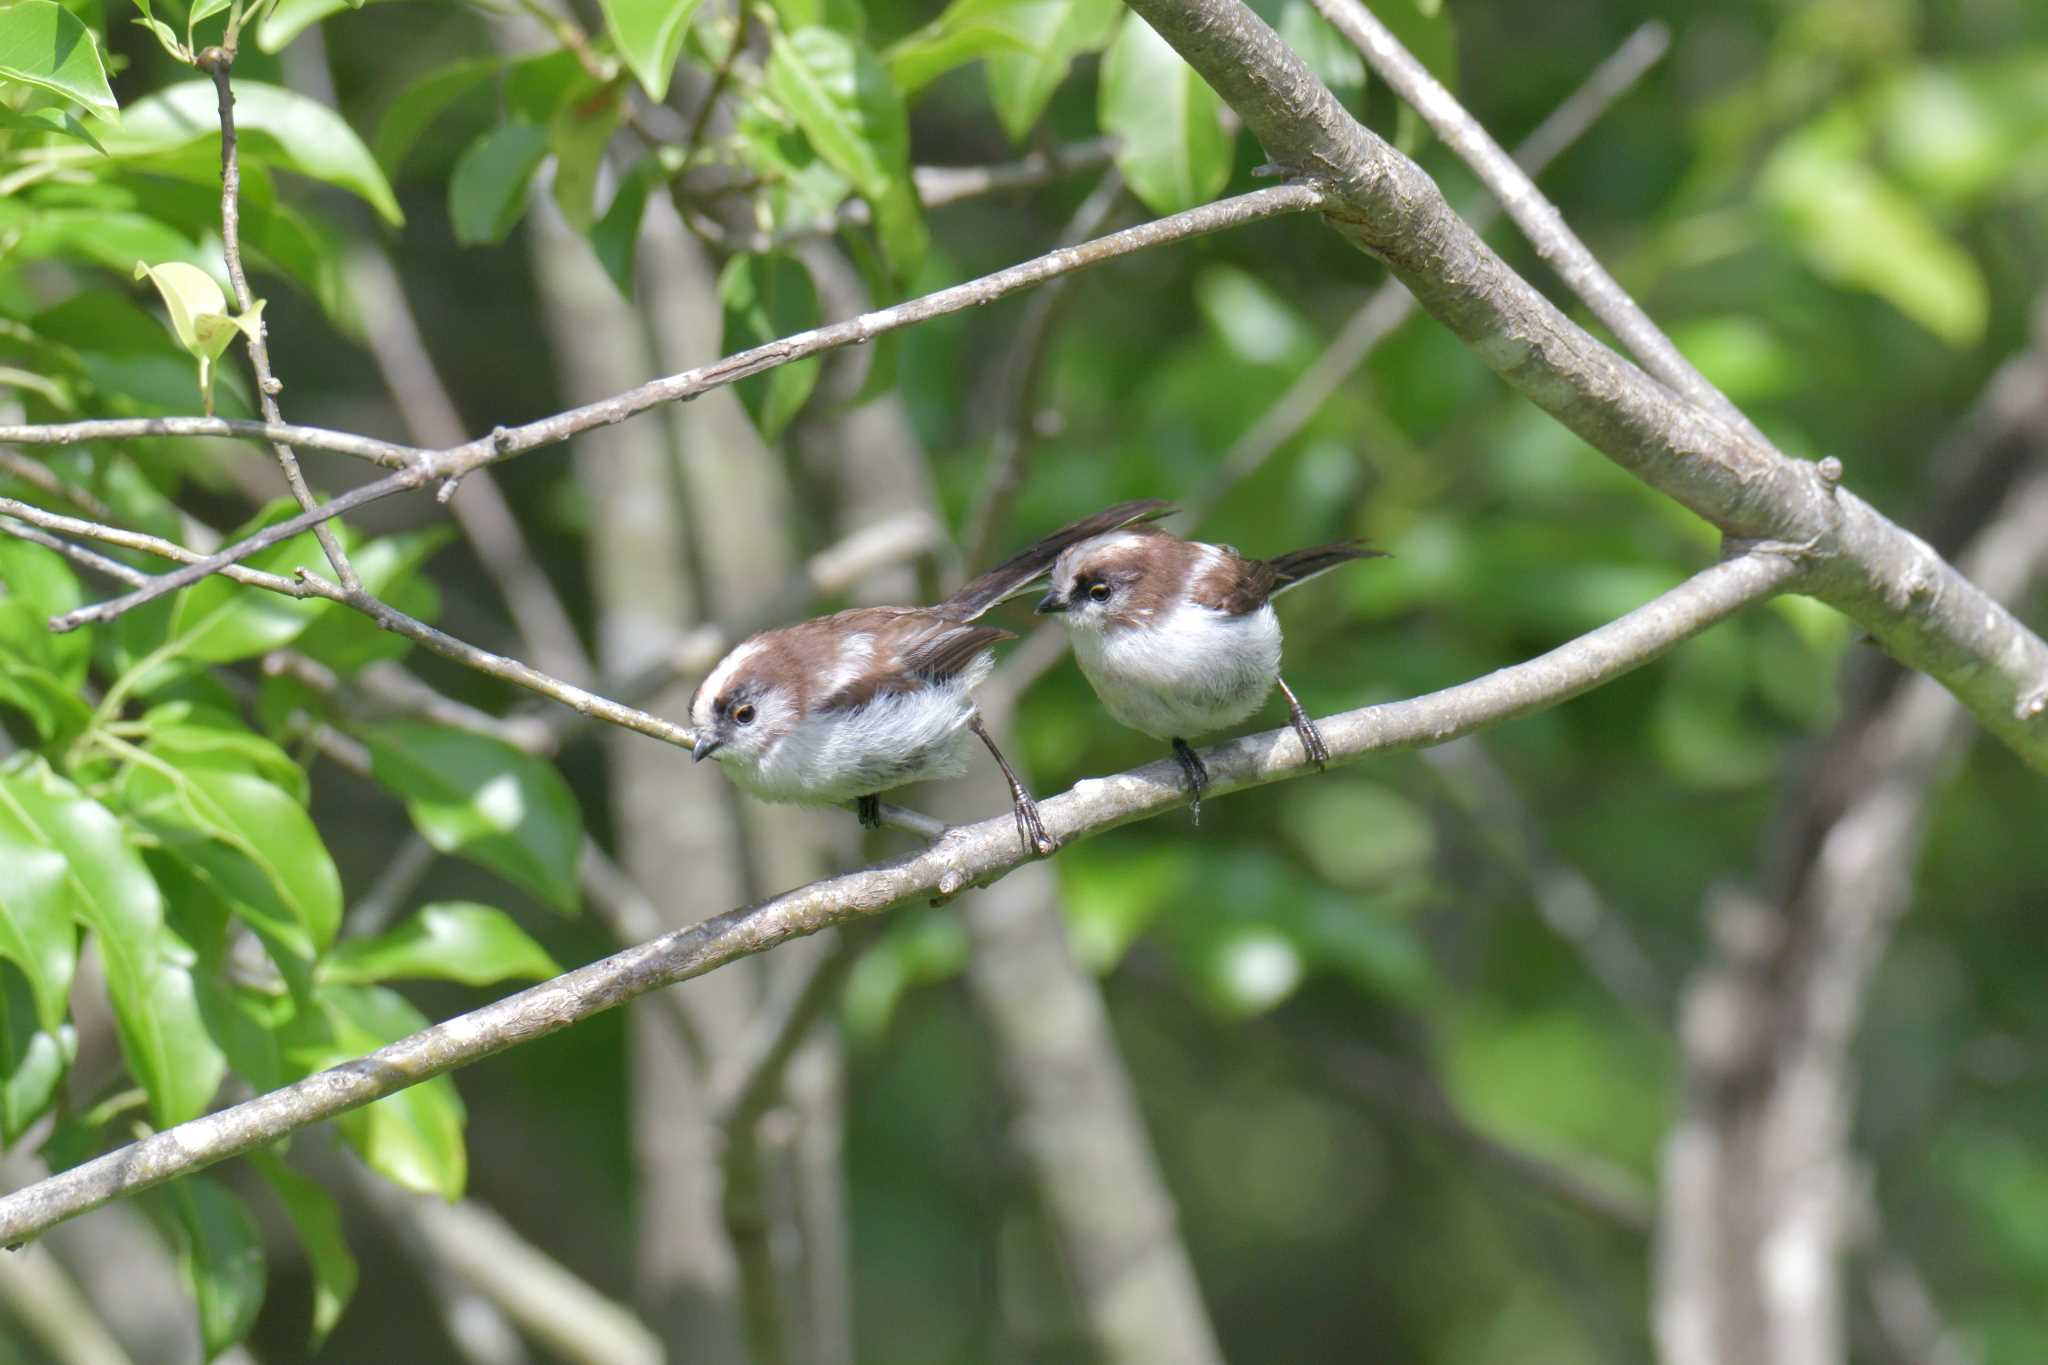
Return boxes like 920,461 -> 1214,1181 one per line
1263,540 -> 1389,596
942,499 -> 1177,619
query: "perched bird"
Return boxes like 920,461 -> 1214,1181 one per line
690,500 -> 1174,854
1035,520 -> 1385,822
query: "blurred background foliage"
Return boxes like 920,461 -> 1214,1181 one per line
2,0 -> 2047,1360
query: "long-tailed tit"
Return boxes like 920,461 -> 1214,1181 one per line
690,500 -> 1173,854
1035,520 -> 1385,822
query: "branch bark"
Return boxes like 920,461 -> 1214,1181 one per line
1119,0 -> 2048,772
0,549 -> 1797,1247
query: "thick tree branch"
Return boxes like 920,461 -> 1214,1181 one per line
0,550 -> 1795,1246
1120,0 -> 2048,771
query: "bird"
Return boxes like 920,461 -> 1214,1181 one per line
690,500 -> 1175,854
1034,519 -> 1385,822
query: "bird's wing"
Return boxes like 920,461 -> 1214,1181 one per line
941,499 -> 1178,620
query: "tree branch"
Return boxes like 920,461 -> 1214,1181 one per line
0,549 -> 1796,1246
1120,0 -> 2048,772
34,184 -> 1325,632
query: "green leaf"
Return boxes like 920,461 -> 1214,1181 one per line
364,722 -> 584,914
983,0 -> 1120,142
719,252 -> 823,439
0,1 -> 118,119
139,702 -> 312,805
256,0 -> 381,53
0,536 -> 89,682
0,757 -> 222,1127
883,0 -> 1044,96
249,1152 -> 357,1347
133,260 -> 264,414
550,86 -> 625,232
0,965 -> 73,1145
765,27 -> 927,279
0,827 -> 76,1035
144,1176 -> 266,1360
448,122 -> 551,247
322,902 -> 562,987
156,501 -> 336,666
129,0 -> 191,63
0,103 -> 108,152
590,151 -> 662,294
1761,113 -> 1987,348
1100,12 -> 1230,214
95,82 -> 404,227
596,0 -> 704,101
119,758 -> 343,970
285,983 -> 466,1199
373,57 -> 498,175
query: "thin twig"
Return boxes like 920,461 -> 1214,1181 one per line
682,0 -> 750,152
0,449 -> 117,522
200,53 -> 362,596
0,417 -> 419,467
0,549 -> 1798,1246
41,184 -> 1326,633
0,519 -> 149,587
1200,20 -> 1671,508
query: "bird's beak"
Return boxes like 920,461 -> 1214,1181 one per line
692,736 -> 722,763
1034,591 -> 1066,615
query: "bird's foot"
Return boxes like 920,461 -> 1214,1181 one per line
1171,738 -> 1209,826
856,794 -> 882,831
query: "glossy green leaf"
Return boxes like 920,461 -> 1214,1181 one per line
365,722 -> 584,914
0,757 -> 222,1126
285,983 -> 466,1199
597,0 -> 704,100
0,201 -> 198,277
0,103 -> 107,152
0,830 -> 75,1035
322,902 -> 562,987
766,27 -> 927,279
187,0 -> 235,36
0,966 -> 73,1145
983,0 -> 1119,142
719,252 -> 823,439
0,536 -> 90,684
94,82 -> 404,226
0,1 -> 117,119
250,1152 -> 357,1346
128,0 -> 190,63
145,1176 -> 266,1360
373,57 -> 498,175
449,123 -> 551,247
884,0 -> 1043,95
120,758 -> 343,965
1101,12 -> 1231,215
139,702 -> 311,805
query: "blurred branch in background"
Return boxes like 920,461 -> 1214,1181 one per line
1659,312 -> 2048,1365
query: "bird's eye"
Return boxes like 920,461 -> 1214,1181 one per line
1087,582 -> 1111,602
732,703 -> 757,725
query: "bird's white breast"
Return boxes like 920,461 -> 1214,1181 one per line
726,651 -> 992,805
1072,600 -> 1282,740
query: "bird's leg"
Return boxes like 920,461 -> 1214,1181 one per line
1170,737 -> 1209,826
1275,676 -> 1330,770
856,794 -> 882,831
969,716 -> 1056,856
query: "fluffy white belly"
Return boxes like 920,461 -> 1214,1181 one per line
1073,603 -> 1281,740
721,674 -> 981,806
